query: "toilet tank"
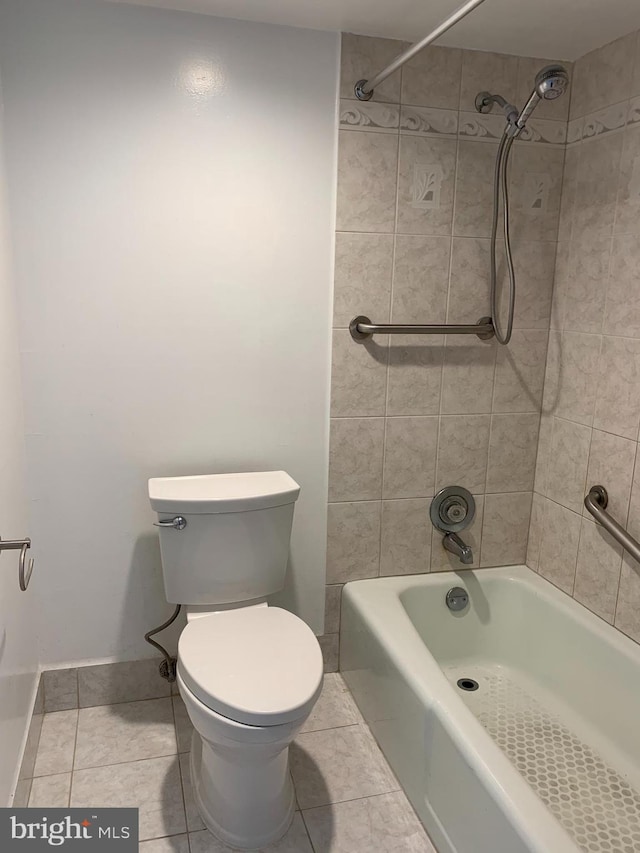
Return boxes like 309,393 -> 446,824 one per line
148,471 -> 300,605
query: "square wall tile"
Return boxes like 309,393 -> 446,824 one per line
493,330 -> 547,413
440,338 -> 496,415
324,585 -> 343,635
526,492 -> 546,572
453,141 -> 500,238
340,34 -> 406,104
326,501 -> 381,584
43,668 -> 78,713
574,132 -> 624,235
583,32 -> 636,114
397,135 -> 457,235
594,336 -> 640,440
436,415 -> 491,494
447,238 -> 491,327
333,233 -> 393,329
615,555 -> 640,643
545,417 -> 591,513
603,234 -> 640,338
615,123 -> 640,236
401,45 -> 462,110
538,498 -> 581,594
318,634 -> 339,673
386,337 -> 444,416
336,130 -> 398,232
583,429 -> 636,523
331,331 -> 388,418
509,241 -> 556,330
574,519 -> 623,623
481,492 -> 532,567
486,413 -> 539,494
328,418 -> 385,502
382,416 -> 438,498
380,498 -> 431,575
460,50 -> 519,112
391,235 -> 450,323
78,658 -> 170,708
563,227 -> 610,335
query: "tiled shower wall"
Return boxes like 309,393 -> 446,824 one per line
528,29 -> 640,646
323,34 -> 571,666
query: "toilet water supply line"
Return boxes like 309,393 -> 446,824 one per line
145,603 -> 182,682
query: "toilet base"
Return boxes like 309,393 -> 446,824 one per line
189,730 -> 296,850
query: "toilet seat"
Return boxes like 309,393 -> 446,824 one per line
178,606 -> 323,727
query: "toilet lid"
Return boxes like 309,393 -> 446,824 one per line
178,607 -> 324,726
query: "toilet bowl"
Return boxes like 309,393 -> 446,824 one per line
177,604 -> 323,849
148,470 -> 323,848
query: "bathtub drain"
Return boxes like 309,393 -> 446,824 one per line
457,678 -> 479,692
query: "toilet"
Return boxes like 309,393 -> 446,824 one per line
148,470 -> 323,850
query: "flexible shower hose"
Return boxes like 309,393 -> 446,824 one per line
490,128 -> 516,345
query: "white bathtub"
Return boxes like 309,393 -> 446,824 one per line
341,566 -> 640,853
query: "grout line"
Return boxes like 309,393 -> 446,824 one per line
171,697 -> 190,844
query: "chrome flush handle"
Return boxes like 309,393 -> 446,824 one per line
153,516 -> 187,531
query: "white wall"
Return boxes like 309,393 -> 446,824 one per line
0,71 -> 39,803
0,0 -> 338,665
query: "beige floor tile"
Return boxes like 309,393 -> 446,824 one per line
179,752 -> 205,832
33,710 -> 78,777
300,674 -> 362,734
302,791 -> 436,852
188,813 -> 312,852
291,724 -> 398,809
172,696 -> 193,754
74,698 -> 176,769
71,755 -> 186,841
29,772 -> 71,807
139,835 -> 190,853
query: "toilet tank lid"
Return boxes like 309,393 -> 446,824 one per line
148,470 -> 300,514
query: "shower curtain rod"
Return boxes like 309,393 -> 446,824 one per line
354,0 -> 487,100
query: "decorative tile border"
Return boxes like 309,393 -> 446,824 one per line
340,98 -> 640,148
400,105 -> 457,138
582,101 -> 628,143
339,99 -> 399,133
458,111 -> 504,142
566,117 -> 584,147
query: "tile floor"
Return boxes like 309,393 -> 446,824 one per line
16,673 -> 437,852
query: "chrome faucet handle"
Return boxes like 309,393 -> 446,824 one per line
153,516 -> 187,531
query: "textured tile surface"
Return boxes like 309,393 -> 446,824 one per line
303,791 -> 436,853
33,710 -> 78,777
291,724 -> 398,809
300,673 -> 362,734
189,814 -> 313,852
71,755 -> 186,841
43,668 -> 78,712
74,698 -> 176,769
78,659 -> 170,708
29,773 -> 71,807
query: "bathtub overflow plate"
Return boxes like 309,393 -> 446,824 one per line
430,486 -> 475,533
446,587 -> 469,612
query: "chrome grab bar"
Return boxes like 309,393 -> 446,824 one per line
350,315 -> 495,342
584,485 -> 640,565
0,537 -> 34,591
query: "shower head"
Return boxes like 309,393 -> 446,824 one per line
513,64 -> 569,133
534,64 -> 570,100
